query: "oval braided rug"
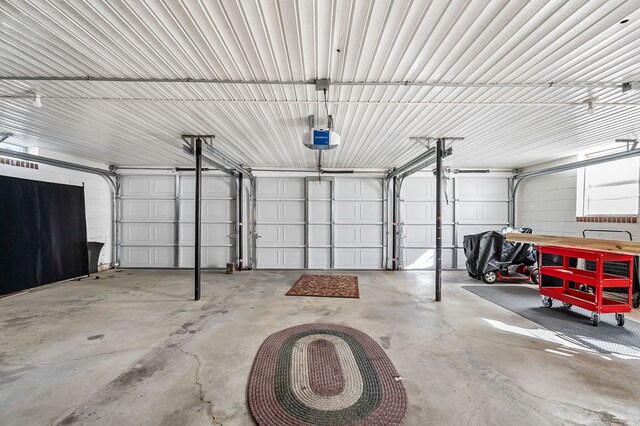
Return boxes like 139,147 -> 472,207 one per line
248,323 -> 407,425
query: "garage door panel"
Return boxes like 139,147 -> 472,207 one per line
256,224 -> 304,246
257,201 -> 304,222
309,224 -> 330,245
180,176 -> 233,198
403,248 -> 454,270
121,223 -> 175,244
123,199 -> 174,221
335,225 -> 381,246
121,246 -> 174,267
122,176 -> 175,198
257,178 -> 304,199
458,201 -> 508,223
403,224 -> 454,246
335,201 -> 381,222
180,199 -> 232,222
401,177 -> 453,200
309,248 -> 330,269
179,247 -> 232,268
308,181 -> 331,199
400,201 -> 453,223
335,179 -> 381,199
309,201 -> 330,222
457,178 -> 507,200
179,223 -> 232,244
334,248 -> 381,268
256,248 -> 304,268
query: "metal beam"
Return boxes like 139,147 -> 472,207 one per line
0,132 -> 13,143
387,147 -> 437,180
194,138 -> 202,301
237,173 -> 244,271
0,75 -> 622,89
435,139 -> 444,302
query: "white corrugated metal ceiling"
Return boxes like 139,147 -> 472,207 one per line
1,0 -> 639,169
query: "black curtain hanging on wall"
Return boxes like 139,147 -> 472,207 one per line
0,175 -> 89,295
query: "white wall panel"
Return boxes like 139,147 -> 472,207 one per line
122,176 -> 174,198
403,249 -> 454,270
457,201 -> 509,224
309,248 -> 330,269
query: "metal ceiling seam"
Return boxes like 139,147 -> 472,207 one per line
292,0 -> 308,84
273,1 -> 296,83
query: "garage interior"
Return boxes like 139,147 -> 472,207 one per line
1,1 -> 640,425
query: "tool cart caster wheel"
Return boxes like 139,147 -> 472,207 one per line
542,296 -> 553,308
531,270 -> 539,285
616,314 -> 625,327
482,271 -> 497,284
591,314 -> 599,327
633,293 -> 640,309
562,302 -> 572,309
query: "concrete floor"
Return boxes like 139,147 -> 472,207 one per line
1,269 -> 639,426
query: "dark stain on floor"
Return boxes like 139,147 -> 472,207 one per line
87,334 -> 104,340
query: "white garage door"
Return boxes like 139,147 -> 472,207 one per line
400,175 -> 509,269
400,176 -> 454,269
255,177 -> 384,269
119,173 -> 234,268
255,177 -> 305,268
334,178 -> 384,269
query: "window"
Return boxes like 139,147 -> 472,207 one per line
0,141 -> 27,153
577,148 -> 639,221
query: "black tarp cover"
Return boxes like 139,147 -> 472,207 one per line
0,175 -> 88,295
463,230 -> 536,279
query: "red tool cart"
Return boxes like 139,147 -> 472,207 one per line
537,245 -> 634,327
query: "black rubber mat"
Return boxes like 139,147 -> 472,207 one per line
463,285 -> 640,356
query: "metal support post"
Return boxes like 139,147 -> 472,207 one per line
174,174 -> 181,268
237,172 -> 244,270
391,176 -> 398,270
451,177 -> 458,269
250,177 -> 258,269
194,138 -> 203,301
435,138 -> 444,302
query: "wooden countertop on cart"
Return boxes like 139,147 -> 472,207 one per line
505,233 -> 640,256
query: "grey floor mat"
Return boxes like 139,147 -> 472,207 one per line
463,285 -> 640,356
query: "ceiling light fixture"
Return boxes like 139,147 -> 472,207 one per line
622,82 -> 640,93
31,91 -> 42,108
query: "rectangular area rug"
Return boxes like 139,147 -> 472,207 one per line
286,275 -> 359,299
